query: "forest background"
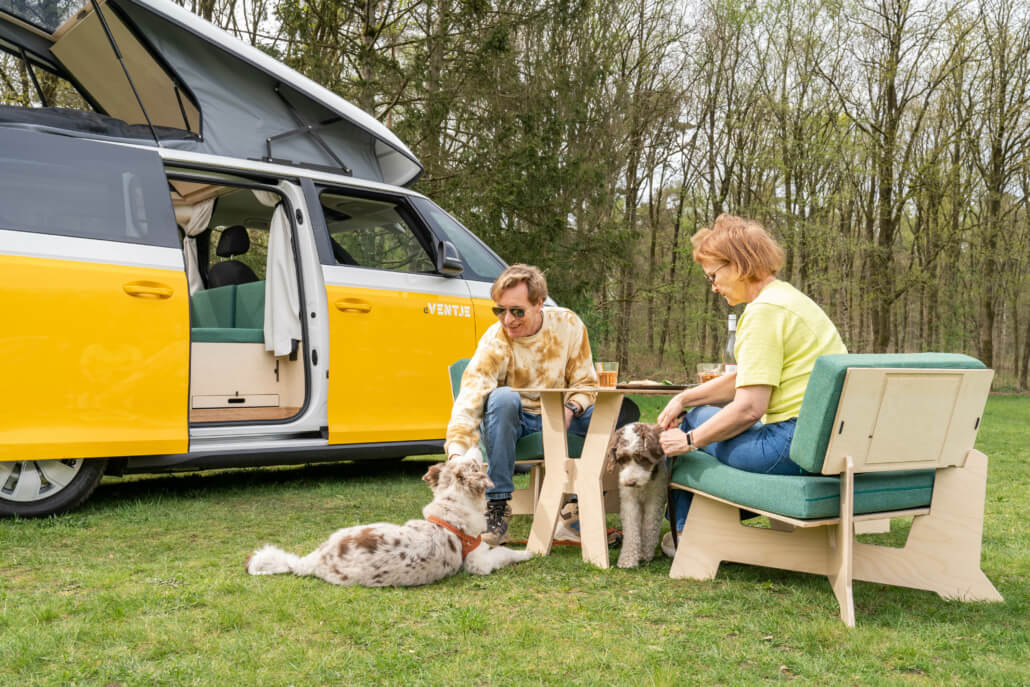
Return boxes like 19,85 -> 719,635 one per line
7,0 -> 1030,389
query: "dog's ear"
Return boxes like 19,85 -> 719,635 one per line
423,463 -> 444,487
644,424 -> 665,460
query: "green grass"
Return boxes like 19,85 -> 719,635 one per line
1,396 -> 1028,686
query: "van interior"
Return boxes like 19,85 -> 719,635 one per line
170,180 -> 306,425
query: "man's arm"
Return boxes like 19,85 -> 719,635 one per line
445,334 -> 508,459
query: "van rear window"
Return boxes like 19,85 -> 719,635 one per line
0,128 -> 178,248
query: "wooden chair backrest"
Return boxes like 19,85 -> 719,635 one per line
821,367 -> 994,475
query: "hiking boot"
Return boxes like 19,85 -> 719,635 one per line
554,500 -> 581,542
483,499 -> 512,546
553,500 -> 622,546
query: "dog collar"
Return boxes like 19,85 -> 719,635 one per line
427,516 -> 482,560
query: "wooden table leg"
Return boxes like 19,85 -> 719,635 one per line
526,391 -> 571,556
573,393 -> 622,568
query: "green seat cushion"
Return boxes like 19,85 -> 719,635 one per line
790,353 -> 987,473
515,432 -> 585,460
235,281 -> 266,330
191,285 -> 236,328
670,451 -> 935,520
191,328 -> 265,344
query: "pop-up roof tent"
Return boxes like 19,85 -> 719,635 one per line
0,0 -> 423,186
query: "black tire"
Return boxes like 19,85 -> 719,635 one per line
0,458 -> 107,517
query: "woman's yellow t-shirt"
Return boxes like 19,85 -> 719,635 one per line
734,280 -> 847,424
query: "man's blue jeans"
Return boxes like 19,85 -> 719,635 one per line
668,405 -> 807,531
481,387 -> 594,501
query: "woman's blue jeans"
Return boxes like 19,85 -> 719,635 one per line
668,405 -> 807,531
481,387 -> 594,501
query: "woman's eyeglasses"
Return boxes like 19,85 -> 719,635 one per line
704,264 -> 727,284
492,306 -> 526,319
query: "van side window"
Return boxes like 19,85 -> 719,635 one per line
319,191 -> 434,273
0,128 -> 177,248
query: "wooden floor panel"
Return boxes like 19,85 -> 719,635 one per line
189,406 -> 301,423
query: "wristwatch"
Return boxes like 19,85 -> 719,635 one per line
564,401 -> 582,417
686,430 -> 699,452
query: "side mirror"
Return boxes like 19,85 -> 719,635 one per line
436,240 -> 464,277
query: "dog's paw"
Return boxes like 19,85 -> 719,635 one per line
616,553 -> 641,569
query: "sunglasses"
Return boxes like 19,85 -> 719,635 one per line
704,264 -> 727,284
492,306 -> 526,319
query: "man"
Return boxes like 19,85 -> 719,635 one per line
445,264 -> 598,545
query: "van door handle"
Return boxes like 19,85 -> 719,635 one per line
334,298 -> 372,313
123,281 -> 175,299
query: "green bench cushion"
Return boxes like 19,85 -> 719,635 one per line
191,327 -> 265,344
670,451 -> 935,520
234,281 -> 266,330
191,284 -> 236,328
789,353 -> 987,473
190,281 -> 265,344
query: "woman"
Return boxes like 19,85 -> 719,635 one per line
656,213 -> 847,554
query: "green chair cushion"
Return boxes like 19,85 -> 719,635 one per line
789,353 -> 986,474
515,432 -> 584,460
670,451 -> 935,520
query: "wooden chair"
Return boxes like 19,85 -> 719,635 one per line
668,353 -> 1004,626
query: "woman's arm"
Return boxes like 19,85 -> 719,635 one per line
656,372 -> 738,429
658,385 -> 772,456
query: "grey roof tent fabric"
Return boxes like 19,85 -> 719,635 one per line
118,0 -> 421,186
0,0 -> 423,186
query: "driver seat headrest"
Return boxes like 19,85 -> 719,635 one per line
216,225 -> 250,257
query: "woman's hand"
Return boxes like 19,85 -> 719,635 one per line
657,395 -> 685,429
659,428 -> 691,456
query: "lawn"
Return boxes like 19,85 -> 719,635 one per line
1,396 -> 1027,686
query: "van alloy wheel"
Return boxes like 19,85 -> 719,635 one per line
0,458 -> 107,517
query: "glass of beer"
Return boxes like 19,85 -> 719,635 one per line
595,361 -> 619,387
696,362 -> 721,384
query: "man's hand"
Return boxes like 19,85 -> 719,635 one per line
659,428 -> 691,456
564,405 -> 574,430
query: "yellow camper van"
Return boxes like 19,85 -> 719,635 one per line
0,0 -> 508,516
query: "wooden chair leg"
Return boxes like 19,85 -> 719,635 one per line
827,458 -> 856,627
852,450 -> 1003,602
669,493 -> 734,580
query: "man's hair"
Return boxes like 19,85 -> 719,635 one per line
491,263 -> 548,303
691,213 -> 784,282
